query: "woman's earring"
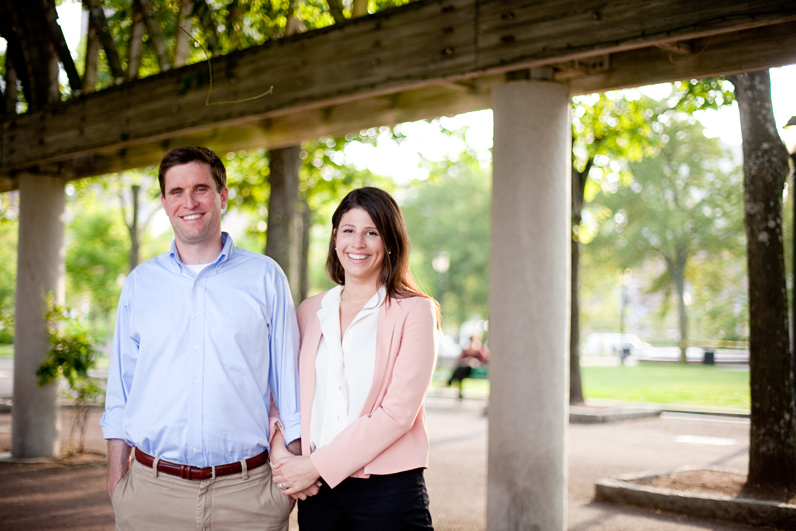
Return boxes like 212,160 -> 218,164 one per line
388,251 -> 392,255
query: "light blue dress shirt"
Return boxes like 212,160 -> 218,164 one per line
100,233 -> 301,467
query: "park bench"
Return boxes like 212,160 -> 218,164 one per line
677,339 -> 749,364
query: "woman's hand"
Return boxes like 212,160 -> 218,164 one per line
269,429 -> 294,463
272,455 -> 322,499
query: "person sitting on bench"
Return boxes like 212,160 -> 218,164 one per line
447,333 -> 490,399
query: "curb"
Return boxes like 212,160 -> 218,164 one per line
585,398 -> 749,419
595,466 -> 795,529
570,405 -> 661,424
659,405 -> 749,419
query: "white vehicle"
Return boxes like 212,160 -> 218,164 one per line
582,333 -> 648,359
436,333 -> 462,359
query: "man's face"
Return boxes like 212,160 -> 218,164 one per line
160,161 -> 228,251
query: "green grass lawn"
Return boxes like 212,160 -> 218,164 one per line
581,363 -> 749,410
432,362 -> 750,410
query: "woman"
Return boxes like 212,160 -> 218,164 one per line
271,187 -> 438,530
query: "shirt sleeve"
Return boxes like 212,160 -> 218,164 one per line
267,269 -> 302,445
100,278 -> 137,441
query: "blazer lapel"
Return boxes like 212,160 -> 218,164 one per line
299,312 -> 322,454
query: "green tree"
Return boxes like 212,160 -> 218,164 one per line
687,247 -> 748,341
571,80 -> 735,402
299,133 -> 394,296
36,298 -> 103,454
66,191 -> 131,342
570,92 -> 657,402
0,193 -> 18,343
591,112 -> 745,362
401,148 -> 490,328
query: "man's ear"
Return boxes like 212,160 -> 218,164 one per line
160,194 -> 166,209
220,187 -> 229,210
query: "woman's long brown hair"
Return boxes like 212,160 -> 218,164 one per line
326,187 -> 441,326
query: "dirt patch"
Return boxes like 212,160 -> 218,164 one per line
0,452 -> 114,531
0,410 -> 114,531
635,468 -> 796,505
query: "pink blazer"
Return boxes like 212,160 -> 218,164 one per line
297,290 -> 437,488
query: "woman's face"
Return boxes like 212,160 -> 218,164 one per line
334,207 -> 385,287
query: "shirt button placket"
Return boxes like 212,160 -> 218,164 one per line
187,275 -> 205,461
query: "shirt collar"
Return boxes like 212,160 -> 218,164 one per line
320,285 -> 386,309
169,232 -> 235,272
365,286 -> 387,310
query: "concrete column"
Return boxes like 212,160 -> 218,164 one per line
487,80 -> 571,530
12,173 -> 65,458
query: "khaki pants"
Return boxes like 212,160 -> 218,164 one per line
112,456 -> 293,531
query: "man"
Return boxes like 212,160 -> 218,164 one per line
101,146 -> 301,530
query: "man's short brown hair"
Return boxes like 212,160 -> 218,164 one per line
158,146 -> 227,195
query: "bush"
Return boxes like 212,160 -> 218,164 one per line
36,298 -> 103,454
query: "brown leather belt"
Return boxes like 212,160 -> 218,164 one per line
134,448 -> 269,480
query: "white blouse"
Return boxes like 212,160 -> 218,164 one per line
310,285 -> 386,451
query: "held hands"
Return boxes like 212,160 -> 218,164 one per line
272,455 -> 322,500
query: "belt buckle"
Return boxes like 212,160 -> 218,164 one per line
187,465 -> 214,480
179,464 -> 206,480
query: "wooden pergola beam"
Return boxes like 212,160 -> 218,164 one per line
1,0 -> 795,189
566,22 -> 796,96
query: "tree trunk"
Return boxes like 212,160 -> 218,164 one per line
3,57 -> 17,116
0,0 -> 61,110
139,0 -> 170,70
326,0 -> 346,24
45,1 -> 82,93
173,0 -> 193,68
120,179 -> 143,272
127,184 -> 141,271
669,250 -> 689,363
299,198 -> 312,302
265,146 -> 302,304
127,1 -> 146,80
285,0 -> 301,36
570,165 -> 588,404
352,0 -> 367,17
83,0 -> 124,81
83,13 -> 99,94
729,70 -> 796,492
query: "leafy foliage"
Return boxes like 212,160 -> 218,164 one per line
66,198 -> 130,313
36,297 -> 104,453
401,137 -> 491,327
0,194 -> 18,343
589,110 -> 746,342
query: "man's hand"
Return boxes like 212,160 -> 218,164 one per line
286,438 -> 302,456
107,439 -> 133,501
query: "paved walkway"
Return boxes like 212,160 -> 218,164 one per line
1,394 -> 760,530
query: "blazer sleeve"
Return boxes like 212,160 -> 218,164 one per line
309,297 -> 437,487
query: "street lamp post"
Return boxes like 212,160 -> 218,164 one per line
783,117 -> 796,400
432,251 -> 450,304
619,269 -> 631,364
